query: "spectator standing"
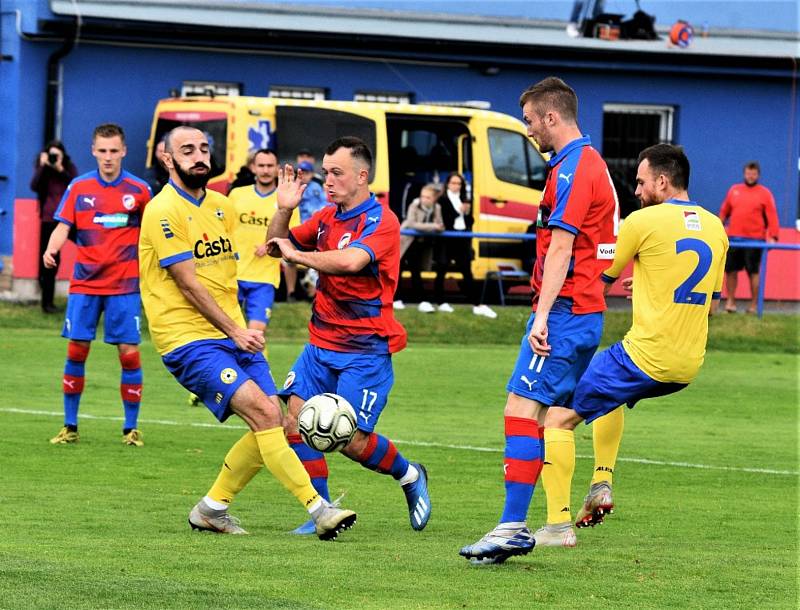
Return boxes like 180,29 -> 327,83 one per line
43,124 -> 151,446
719,161 -> 779,314
436,172 -> 496,318
30,140 -> 78,313
398,183 -> 444,310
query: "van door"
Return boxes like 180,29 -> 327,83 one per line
471,121 -> 547,278
385,115 -> 471,220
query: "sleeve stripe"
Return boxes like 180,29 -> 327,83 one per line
350,242 -> 376,262
546,219 -> 579,235
601,273 -> 617,284
288,231 -> 308,251
159,251 -> 193,268
711,291 -> 721,300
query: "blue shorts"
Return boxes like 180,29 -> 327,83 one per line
506,299 -> 603,408
278,344 -> 393,433
162,338 -> 278,422
238,281 -> 276,324
63,293 -> 141,344
573,342 -> 688,424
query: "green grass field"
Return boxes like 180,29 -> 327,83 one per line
0,303 -> 797,609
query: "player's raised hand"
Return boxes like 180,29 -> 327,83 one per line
232,327 -> 265,353
276,164 -> 306,210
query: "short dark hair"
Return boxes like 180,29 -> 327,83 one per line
744,161 -> 760,172
253,148 -> 277,161
326,136 -> 372,171
93,123 -> 125,143
638,144 -> 690,190
519,77 -> 578,122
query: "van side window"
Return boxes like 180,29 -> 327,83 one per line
488,128 -> 546,190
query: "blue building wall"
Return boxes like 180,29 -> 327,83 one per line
3,6 -> 798,256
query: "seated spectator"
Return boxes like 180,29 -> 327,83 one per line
435,172 -> 496,318
396,184 -> 444,312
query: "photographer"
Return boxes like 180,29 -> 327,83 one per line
30,140 -> 77,313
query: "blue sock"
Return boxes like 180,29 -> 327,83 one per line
288,434 -> 330,501
355,432 -> 410,480
120,352 -> 143,432
63,359 -> 85,427
500,416 -> 542,524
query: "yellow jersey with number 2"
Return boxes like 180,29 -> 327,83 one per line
602,199 -> 729,383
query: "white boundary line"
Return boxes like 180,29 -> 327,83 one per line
4,407 -> 797,477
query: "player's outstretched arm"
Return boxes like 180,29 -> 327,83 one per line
267,237 -> 370,275
42,222 -> 71,268
167,259 -> 264,353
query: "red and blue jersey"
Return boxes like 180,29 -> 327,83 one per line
533,136 -> 619,314
55,170 -> 152,295
289,194 -> 407,354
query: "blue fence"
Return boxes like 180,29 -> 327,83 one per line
400,230 -> 800,317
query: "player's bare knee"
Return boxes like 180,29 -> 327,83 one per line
545,406 -> 581,430
230,381 -> 282,430
504,392 -> 547,421
342,429 -> 369,458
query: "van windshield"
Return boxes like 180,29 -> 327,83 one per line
488,128 -> 546,191
152,111 -> 227,179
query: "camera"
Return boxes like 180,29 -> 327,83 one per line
48,152 -> 59,165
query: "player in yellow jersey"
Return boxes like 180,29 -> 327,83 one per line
537,144 -> 728,540
231,148 -> 299,343
138,126 -> 355,540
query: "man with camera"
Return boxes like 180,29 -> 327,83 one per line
30,140 -> 78,313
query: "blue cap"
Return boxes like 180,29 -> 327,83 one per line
298,161 -> 314,171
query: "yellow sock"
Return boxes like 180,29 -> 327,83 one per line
591,407 -> 625,486
207,432 -> 263,505
254,427 -> 320,510
542,428 -> 575,525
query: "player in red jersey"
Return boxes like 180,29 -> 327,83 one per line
43,123 -> 151,446
460,77 -> 619,564
267,136 -> 431,534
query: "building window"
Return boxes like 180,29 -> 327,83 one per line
603,103 -> 675,217
354,90 -> 413,104
269,85 -> 328,101
182,81 -> 241,97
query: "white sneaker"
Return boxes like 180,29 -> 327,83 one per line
437,303 -> 454,313
472,304 -> 498,319
418,301 -> 435,313
393,300 -> 405,310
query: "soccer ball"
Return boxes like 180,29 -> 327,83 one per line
298,393 -> 357,453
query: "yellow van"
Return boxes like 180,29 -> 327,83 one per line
147,97 -> 546,279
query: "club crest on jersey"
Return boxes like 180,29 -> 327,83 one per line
215,208 -> 225,220
684,210 -> 701,231
122,194 -> 136,210
220,368 -> 237,384
283,371 -> 296,390
337,233 -> 352,249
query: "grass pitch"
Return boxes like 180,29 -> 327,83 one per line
0,304 -> 797,609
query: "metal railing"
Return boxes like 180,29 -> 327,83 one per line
400,230 -> 800,317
